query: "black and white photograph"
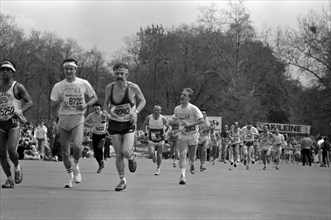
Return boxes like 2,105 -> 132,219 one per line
0,0 -> 330,219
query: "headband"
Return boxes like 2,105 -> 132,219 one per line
63,61 -> 78,68
114,67 -> 129,74
0,61 -> 16,72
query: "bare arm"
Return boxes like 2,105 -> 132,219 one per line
103,84 -> 112,114
16,83 -> 33,114
134,84 -> 146,113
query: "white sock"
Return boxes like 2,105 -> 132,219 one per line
73,160 -> 79,169
181,168 -> 185,177
15,164 -> 21,171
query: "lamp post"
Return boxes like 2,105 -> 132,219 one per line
144,58 -> 169,105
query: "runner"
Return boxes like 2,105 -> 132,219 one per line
50,58 -> 98,188
0,60 -> 33,188
197,110 -> 212,171
141,105 -> 169,175
271,128 -> 285,170
173,88 -> 204,184
84,102 -> 110,173
209,126 -> 220,165
241,121 -> 259,170
259,125 -> 274,170
228,122 -> 241,168
168,118 -> 180,167
219,124 -> 230,163
104,62 -> 146,191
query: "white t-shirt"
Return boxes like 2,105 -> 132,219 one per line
50,77 -> 96,116
273,133 -> 285,145
173,103 -> 203,140
241,126 -> 259,142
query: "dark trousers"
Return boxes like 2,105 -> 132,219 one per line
302,148 -> 312,166
92,134 -> 106,167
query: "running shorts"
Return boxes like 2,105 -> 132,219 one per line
108,119 -> 136,135
0,118 -> 20,133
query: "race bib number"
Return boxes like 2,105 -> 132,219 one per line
150,129 -> 163,142
184,125 -> 196,134
0,105 -> 15,119
95,125 -> 106,132
113,104 -> 131,118
64,96 -> 83,107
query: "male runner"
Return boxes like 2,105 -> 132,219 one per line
259,125 -> 274,170
271,128 -> 285,170
197,110 -> 212,171
241,121 -> 259,170
141,105 -> 169,175
51,58 -> 98,188
173,88 -> 204,184
104,62 -> 146,191
85,102 -> 110,173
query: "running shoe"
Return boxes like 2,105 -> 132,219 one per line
97,166 -> 103,173
172,161 -> 177,168
234,162 -> 237,168
200,164 -> 206,172
73,167 -> 82,183
128,157 -> 137,173
64,179 -> 74,188
243,159 -> 247,166
276,166 -> 279,170
14,167 -> 23,184
246,166 -> 250,170
179,175 -> 186,185
251,160 -> 255,164
263,166 -> 267,170
115,180 -> 126,191
190,164 -> 196,174
2,179 -> 14,189
155,168 -> 161,176
230,161 -> 234,166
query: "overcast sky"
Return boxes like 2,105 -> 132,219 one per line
1,0 -> 330,60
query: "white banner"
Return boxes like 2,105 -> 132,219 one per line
256,122 -> 311,134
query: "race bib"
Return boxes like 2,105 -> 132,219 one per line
112,104 -> 132,118
0,104 -> 15,120
64,95 -> 83,107
150,129 -> 163,142
184,125 -> 196,134
94,124 -> 106,133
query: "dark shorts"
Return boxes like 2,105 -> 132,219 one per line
0,118 -> 20,133
108,120 -> 136,135
244,141 -> 254,147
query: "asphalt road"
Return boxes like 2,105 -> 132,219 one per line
1,157 -> 330,220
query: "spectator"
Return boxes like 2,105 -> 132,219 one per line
300,133 -> 313,166
34,120 -> 48,157
321,137 -> 330,167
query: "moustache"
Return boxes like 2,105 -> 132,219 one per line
116,77 -> 123,81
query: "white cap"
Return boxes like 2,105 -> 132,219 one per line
0,61 -> 16,72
